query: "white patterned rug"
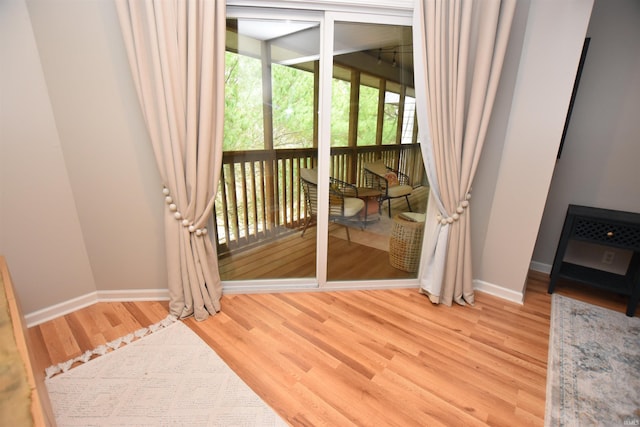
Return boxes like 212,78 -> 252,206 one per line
45,320 -> 287,426
329,213 -> 393,252
545,294 -> 640,426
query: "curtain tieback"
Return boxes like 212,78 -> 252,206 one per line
162,187 -> 208,236
436,193 -> 471,225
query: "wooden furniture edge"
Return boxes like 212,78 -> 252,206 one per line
1,256 -> 56,427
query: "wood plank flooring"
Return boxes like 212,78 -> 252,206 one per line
28,271 -> 632,426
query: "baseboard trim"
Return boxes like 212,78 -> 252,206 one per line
96,289 -> 170,302
529,261 -> 552,274
473,279 -> 524,305
25,289 -> 170,328
26,276 -> 532,327
25,292 -> 98,328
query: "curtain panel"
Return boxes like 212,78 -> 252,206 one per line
116,0 -> 226,321
413,0 -> 516,305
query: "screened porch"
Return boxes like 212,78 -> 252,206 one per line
216,13 -> 428,283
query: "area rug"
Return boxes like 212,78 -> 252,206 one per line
328,186 -> 430,252
545,294 -> 640,426
329,213 -> 393,251
45,320 -> 287,426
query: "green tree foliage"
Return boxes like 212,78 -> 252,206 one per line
224,51 -> 398,151
331,78 -> 350,147
357,85 -> 379,146
382,92 -> 399,144
223,52 -> 264,151
272,64 -> 315,149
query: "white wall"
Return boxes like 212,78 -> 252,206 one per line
26,0 -> 166,294
0,0 -> 96,313
471,0 -> 594,301
469,0 -> 530,300
531,0 -> 640,271
1,0 -> 604,318
1,0 -> 166,318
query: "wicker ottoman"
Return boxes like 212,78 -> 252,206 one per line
389,212 -> 426,272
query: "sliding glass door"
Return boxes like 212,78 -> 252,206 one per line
219,6 -> 426,289
219,12 -> 321,286
326,19 -> 423,282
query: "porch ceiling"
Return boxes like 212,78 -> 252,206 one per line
226,18 -> 413,85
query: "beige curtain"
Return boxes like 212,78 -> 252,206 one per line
413,0 -> 515,305
116,0 -> 225,321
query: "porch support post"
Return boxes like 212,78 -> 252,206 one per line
261,40 -> 277,232
313,60 -> 319,150
393,84 -> 406,171
376,79 -> 386,152
348,70 -> 360,183
395,84 -> 406,146
261,41 -> 274,151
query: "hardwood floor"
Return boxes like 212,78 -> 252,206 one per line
28,272 -> 632,426
27,301 -> 171,372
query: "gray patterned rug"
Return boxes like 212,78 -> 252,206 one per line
45,320 -> 287,426
546,294 -> 640,426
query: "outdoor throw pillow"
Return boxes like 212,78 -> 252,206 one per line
384,171 -> 399,187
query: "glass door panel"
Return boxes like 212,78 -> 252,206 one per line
218,17 -> 320,282
327,21 -> 427,281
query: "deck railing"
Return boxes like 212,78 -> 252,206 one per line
214,143 -> 425,255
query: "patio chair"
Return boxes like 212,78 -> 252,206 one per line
300,168 -> 365,242
363,160 -> 413,217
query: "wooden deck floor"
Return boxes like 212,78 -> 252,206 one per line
219,186 -> 429,282
219,226 -> 416,281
